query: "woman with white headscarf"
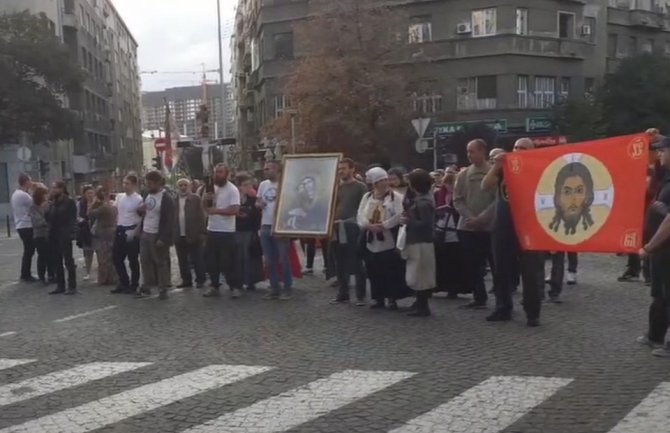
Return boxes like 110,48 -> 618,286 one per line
357,167 -> 405,310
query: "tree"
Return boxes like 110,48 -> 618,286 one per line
600,53 -> 670,135
552,98 -> 605,142
264,0 -> 413,163
0,11 -> 84,143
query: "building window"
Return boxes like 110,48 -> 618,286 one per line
81,47 -> 87,68
457,76 -> 497,111
584,17 -> 596,43
273,32 -> 294,59
642,39 -> 654,53
665,41 -> 670,56
409,17 -> 432,44
412,92 -> 442,114
516,8 -> 528,36
558,12 -> 574,39
585,78 -> 595,99
251,38 -> 260,70
559,77 -> 571,101
273,95 -> 291,118
607,34 -> 618,58
534,76 -> 556,108
629,36 -> 637,55
517,75 -> 529,108
472,8 -> 496,37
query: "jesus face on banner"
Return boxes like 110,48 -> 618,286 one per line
551,162 -> 595,236
535,153 -> 614,245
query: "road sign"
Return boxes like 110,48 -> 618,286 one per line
434,119 -> 508,136
526,117 -> 553,133
154,138 -> 167,151
16,146 -> 31,162
415,138 -> 430,154
411,118 -> 431,138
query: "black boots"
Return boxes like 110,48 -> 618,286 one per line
408,292 -> 431,317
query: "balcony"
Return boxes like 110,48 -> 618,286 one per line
630,9 -> 664,29
393,34 -> 594,64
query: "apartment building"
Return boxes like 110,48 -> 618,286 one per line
0,0 -> 142,198
141,84 -> 235,140
232,0 -> 670,164
62,0 -> 143,185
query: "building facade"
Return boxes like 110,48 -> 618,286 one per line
0,0 -> 142,205
232,0 -> 670,165
62,0 -> 143,185
141,84 -> 235,141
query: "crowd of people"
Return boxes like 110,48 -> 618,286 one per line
8,132 -> 670,357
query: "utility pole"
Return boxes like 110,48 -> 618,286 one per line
216,0 -> 226,142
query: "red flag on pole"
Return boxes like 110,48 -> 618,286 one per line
502,133 -> 649,253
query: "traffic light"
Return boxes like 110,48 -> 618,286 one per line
38,159 -> 50,177
152,155 -> 162,170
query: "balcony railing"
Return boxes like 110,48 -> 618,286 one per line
393,34 -> 594,64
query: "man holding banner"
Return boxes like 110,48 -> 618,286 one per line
486,132 -> 650,328
482,138 -> 545,327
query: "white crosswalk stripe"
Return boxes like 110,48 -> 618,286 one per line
0,362 -> 151,406
0,357 -> 668,433
0,364 -> 271,433
182,369 -> 415,433
389,376 -> 573,433
607,382 -> 670,433
0,359 -> 35,371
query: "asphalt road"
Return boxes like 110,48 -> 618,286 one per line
0,235 -> 668,433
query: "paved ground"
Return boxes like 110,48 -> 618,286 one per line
0,234 -> 668,433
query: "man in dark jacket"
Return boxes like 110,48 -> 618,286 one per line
174,178 -> 207,288
47,181 -> 78,295
137,171 -> 176,300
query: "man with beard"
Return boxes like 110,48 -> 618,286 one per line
330,158 -> 368,305
137,171 -> 176,300
203,163 -> 242,299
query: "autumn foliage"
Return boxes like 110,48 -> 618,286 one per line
264,0 -> 413,163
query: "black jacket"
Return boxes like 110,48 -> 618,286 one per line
406,192 -> 435,244
47,195 -> 78,241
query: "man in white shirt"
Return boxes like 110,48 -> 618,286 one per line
112,174 -> 144,294
203,163 -> 242,298
257,161 -> 293,300
11,173 -> 35,282
137,171 -> 175,300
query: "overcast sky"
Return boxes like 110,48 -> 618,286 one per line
112,0 -> 237,92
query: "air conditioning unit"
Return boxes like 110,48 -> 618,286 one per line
581,25 -> 592,36
456,22 -> 472,34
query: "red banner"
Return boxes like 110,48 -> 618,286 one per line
503,133 -> 649,253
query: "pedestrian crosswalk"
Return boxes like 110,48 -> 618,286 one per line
0,358 -> 667,433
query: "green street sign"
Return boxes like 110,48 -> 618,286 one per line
435,119 -> 508,135
526,117 -> 553,132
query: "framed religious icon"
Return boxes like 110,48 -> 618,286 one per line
273,153 -> 342,238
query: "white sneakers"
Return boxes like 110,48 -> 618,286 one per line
566,272 -> 577,285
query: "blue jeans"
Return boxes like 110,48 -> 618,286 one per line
260,225 -> 292,294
